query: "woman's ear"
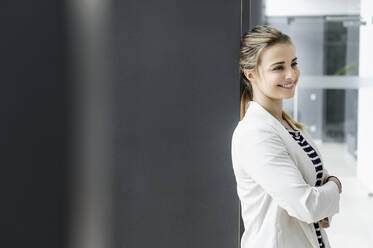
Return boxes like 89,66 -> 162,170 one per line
244,70 -> 256,83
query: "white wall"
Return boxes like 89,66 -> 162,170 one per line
357,0 -> 373,193
265,0 -> 360,16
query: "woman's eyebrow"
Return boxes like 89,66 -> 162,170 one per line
270,57 -> 298,66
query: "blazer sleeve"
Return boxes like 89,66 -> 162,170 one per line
232,125 -> 340,224
320,166 -> 336,226
310,132 -> 339,226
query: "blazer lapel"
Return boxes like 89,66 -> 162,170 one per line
246,101 -> 317,186
246,101 -> 321,247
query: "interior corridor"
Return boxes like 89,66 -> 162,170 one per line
318,142 -> 373,247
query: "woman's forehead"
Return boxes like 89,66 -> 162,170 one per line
260,43 -> 296,65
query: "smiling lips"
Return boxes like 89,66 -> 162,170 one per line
278,83 -> 295,89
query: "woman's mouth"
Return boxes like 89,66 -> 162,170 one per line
278,83 -> 295,90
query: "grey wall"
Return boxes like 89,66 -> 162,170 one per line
1,1 -> 69,248
242,0 -> 264,34
111,1 -> 241,247
3,1 -> 243,247
66,1 -> 115,248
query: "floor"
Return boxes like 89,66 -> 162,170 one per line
317,142 -> 373,248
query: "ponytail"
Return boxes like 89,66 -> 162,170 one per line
282,110 -> 305,130
240,71 -> 253,120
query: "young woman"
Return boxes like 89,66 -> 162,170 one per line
231,25 -> 342,248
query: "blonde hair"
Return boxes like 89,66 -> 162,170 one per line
239,25 -> 304,130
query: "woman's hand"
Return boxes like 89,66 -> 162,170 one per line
319,217 -> 330,228
323,172 -> 342,194
319,171 -> 341,228
323,172 -> 329,183
319,173 -> 331,228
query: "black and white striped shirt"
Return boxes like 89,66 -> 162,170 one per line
287,127 -> 325,248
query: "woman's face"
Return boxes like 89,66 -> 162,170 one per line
246,42 -> 300,100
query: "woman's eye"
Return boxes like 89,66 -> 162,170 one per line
273,63 -> 298,71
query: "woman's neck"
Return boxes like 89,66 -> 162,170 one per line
253,96 -> 283,122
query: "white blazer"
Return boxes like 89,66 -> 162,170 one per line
231,101 -> 340,248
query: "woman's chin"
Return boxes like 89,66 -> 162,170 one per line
280,91 -> 296,99
283,93 -> 295,99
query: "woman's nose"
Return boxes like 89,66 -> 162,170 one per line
286,68 -> 297,81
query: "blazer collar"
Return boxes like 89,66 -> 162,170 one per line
244,100 -> 306,146
245,100 -> 293,134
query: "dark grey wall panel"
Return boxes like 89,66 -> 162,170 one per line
0,1 -> 69,248
242,0 -> 264,34
112,0 -> 241,247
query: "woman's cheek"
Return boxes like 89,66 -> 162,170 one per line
295,68 -> 300,78
267,75 -> 281,87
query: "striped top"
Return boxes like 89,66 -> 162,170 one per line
286,127 -> 325,248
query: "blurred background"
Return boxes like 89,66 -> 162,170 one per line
1,0 -> 372,247
254,0 -> 373,247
